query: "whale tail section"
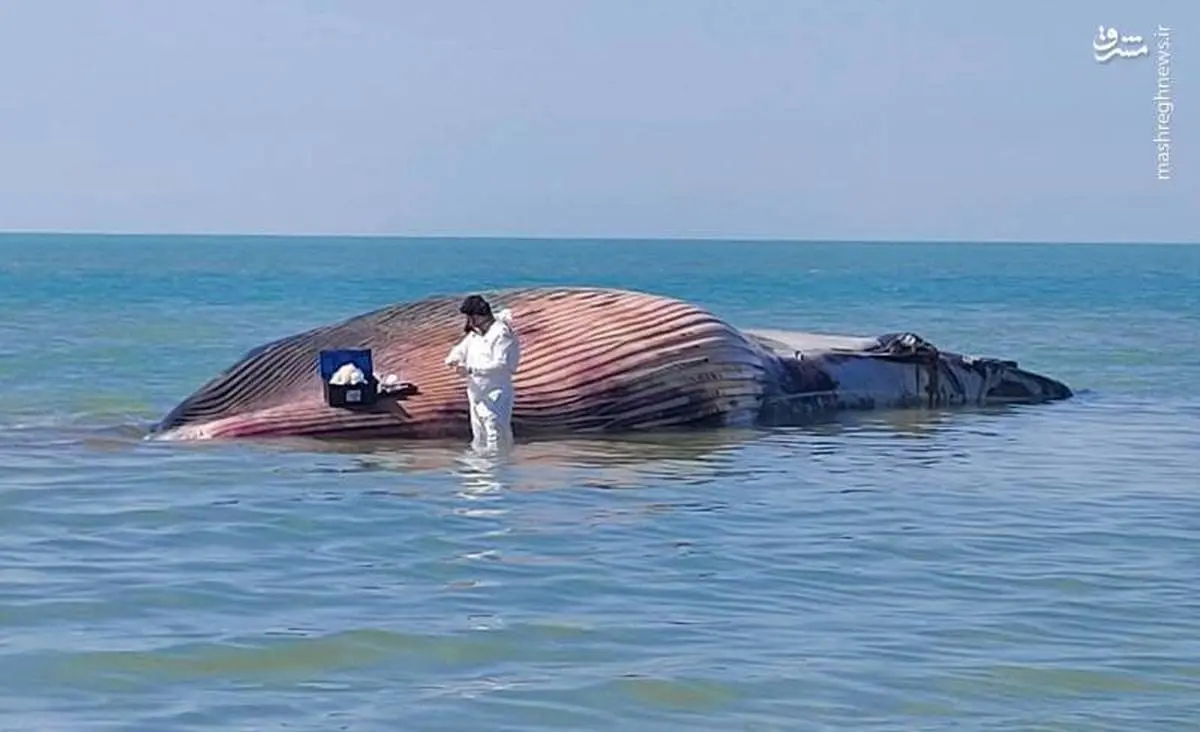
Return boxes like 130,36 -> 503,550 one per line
865,331 -> 1073,403
746,328 -> 1072,425
982,360 -> 1073,403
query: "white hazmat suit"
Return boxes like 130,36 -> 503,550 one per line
444,308 -> 521,452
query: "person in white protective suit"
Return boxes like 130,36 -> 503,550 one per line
444,294 -> 522,452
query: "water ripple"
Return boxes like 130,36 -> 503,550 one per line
8,399 -> 1193,728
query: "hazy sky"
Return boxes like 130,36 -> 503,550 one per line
0,0 -> 1195,242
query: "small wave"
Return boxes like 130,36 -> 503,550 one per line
0,410 -> 154,451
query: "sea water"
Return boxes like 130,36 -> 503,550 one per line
1,234 -> 1198,730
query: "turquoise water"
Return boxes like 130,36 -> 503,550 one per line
2,234 -> 1199,730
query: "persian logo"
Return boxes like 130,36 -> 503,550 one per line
1093,26 -> 1148,62
1094,24 -> 1174,181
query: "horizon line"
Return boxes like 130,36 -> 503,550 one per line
0,229 -> 1196,247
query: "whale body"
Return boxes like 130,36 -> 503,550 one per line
151,287 -> 1072,441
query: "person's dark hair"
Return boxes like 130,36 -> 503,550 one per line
459,294 -> 492,317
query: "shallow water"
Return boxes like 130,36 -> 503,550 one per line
2,235 -> 1199,730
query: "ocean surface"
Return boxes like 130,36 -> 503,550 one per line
1,234 -> 1199,731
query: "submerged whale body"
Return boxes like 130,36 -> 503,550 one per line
152,287 -> 1072,441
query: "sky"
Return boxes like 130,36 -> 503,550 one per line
0,0 -> 1195,242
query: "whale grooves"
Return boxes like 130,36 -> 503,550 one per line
151,287 -> 1073,441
